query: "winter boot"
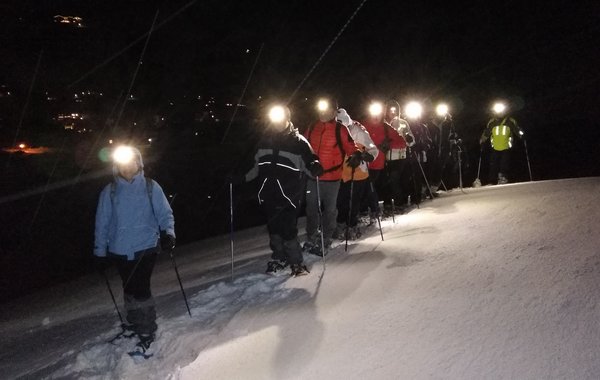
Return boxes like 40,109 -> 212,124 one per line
498,173 -> 508,184
333,223 -> 346,240
128,333 -> 155,359
290,264 -> 310,277
266,260 -> 288,275
346,226 -> 361,240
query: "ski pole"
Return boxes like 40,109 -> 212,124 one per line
523,139 -> 533,181
369,181 -> 385,241
229,182 -> 235,280
457,143 -> 466,193
122,251 -> 146,291
169,248 -> 192,317
473,145 -> 483,187
315,177 -> 326,267
408,149 -> 420,209
413,151 -> 434,200
101,268 -> 124,324
345,167 -> 355,252
391,198 -> 395,223
376,201 -> 384,241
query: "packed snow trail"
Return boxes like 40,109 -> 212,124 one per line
1,178 -> 600,379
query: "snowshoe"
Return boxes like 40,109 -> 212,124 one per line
308,244 -> 325,257
266,260 -> 288,275
107,324 -> 137,344
345,226 -> 361,241
302,240 -> 317,253
128,334 -> 155,359
290,264 -> 310,277
332,223 -> 346,240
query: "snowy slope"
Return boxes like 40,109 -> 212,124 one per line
1,177 -> 600,379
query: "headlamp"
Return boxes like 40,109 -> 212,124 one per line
405,101 -> 423,120
436,103 -> 449,117
368,102 -> 383,117
113,146 -> 135,165
492,102 -> 506,115
317,99 -> 330,112
268,105 -> 286,123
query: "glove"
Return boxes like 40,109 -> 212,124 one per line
226,174 -> 245,186
361,151 -> 375,163
161,233 -> 176,251
308,161 -> 324,177
377,139 -> 391,153
346,151 -> 363,168
405,135 -> 414,144
94,256 -> 111,273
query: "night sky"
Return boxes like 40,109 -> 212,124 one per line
1,0 -> 599,301
2,0 -> 599,120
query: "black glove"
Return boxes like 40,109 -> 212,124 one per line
161,233 -> 176,251
308,161 -> 324,177
361,151 -> 375,163
94,256 -> 111,273
377,139 -> 391,153
346,151 -> 363,169
405,135 -> 414,144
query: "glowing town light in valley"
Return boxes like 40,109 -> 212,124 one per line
405,101 -> 423,120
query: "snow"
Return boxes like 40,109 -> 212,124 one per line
2,177 -> 600,379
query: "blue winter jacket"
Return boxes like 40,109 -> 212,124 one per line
94,170 -> 175,261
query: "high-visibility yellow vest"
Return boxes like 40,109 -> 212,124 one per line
490,118 -> 512,151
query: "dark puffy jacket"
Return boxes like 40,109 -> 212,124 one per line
246,125 -> 319,208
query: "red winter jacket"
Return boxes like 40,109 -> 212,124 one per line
361,119 -> 407,170
304,119 -> 358,181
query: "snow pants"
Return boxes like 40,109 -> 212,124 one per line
364,169 -> 383,214
305,179 -> 339,244
116,249 -> 158,335
264,202 -> 303,265
387,159 -> 410,205
489,149 -> 511,184
337,179 -> 368,227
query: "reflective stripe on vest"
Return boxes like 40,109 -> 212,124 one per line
491,119 -> 512,151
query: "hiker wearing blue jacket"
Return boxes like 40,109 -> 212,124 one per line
94,145 -> 175,350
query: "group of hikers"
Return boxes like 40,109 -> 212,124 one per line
92,97 -> 525,356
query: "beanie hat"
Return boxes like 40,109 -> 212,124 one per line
336,108 -> 353,127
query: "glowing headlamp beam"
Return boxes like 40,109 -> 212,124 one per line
317,99 -> 330,112
268,105 -> 286,123
405,101 -> 423,120
492,102 -> 506,114
436,103 -> 449,117
113,146 -> 135,164
368,102 -> 383,117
